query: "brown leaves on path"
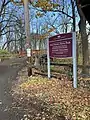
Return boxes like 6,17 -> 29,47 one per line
11,67 -> 90,120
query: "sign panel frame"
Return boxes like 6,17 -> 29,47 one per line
47,32 -> 77,88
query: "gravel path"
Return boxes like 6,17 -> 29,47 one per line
0,57 -> 27,120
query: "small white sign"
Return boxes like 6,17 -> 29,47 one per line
27,48 -> 31,57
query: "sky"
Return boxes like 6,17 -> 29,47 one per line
0,0 -> 81,48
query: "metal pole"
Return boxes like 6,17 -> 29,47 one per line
71,0 -> 77,88
72,32 -> 77,88
23,0 -> 32,76
47,39 -> 51,79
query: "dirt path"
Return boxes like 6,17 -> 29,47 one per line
0,57 -> 27,120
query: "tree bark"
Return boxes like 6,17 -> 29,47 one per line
80,20 -> 89,74
23,0 -> 32,76
76,0 -> 89,74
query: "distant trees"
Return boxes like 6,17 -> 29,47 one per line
0,0 -> 10,37
32,0 -> 90,74
0,0 -> 26,52
0,0 -> 90,73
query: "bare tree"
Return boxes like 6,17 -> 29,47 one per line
76,0 -> 89,74
0,0 -> 10,37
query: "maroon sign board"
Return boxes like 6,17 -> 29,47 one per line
49,33 -> 72,58
47,32 -> 77,88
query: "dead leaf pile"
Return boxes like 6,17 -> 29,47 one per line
11,67 -> 90,120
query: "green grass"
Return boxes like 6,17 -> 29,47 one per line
0,49 -> 14,60
0,49 -> 10,55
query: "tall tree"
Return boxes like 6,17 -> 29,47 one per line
76,0 -> 89,74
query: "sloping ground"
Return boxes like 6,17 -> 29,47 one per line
11,67 -> 90,120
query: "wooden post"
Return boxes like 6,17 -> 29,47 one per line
23,0 -> 32,76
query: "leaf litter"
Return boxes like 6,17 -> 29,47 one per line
11,67 -> 90,120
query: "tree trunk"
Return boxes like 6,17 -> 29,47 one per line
80,20 -> 89,74
23,0 -> 32,76
76,0 -> 89,74
15,34 -> 17,53
34,55 -> 40,68
71,0 -> 76,32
